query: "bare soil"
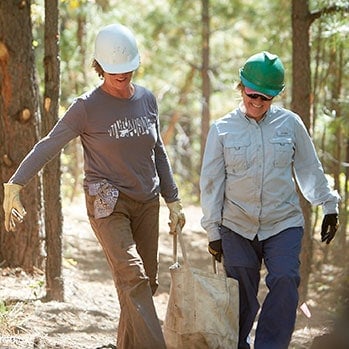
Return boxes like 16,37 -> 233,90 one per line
0,198 -> 344,348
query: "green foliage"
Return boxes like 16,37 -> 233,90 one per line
30,0 -> 348,204
310,1 -> 349,174
0,301 -> 25,336
0,301 -> 7,315
29,280 -> 45,299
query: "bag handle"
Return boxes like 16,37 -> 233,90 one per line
172,225 -> 189,265
173,225 -> 223,275
172,225 -> 219,275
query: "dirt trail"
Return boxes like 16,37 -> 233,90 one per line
0,198 -> 332,348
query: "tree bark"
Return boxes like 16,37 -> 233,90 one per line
328,44 -> 345,259
161,67 -> 195,146
42,0 -> 64,301
200,0 -> 210,163
291,0 -> 313,302
0,0 -> 43,271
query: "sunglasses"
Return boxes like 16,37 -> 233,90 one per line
245,92 -> 273,101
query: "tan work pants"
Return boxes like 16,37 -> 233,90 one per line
85,191 -> 166,349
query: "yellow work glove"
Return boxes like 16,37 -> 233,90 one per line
3,183 -> 26,232
166,200 -> 186,234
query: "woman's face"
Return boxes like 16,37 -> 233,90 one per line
242,88 -> 273,122
103,71 -> 133,92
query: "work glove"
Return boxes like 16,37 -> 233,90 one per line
321,213 -> 338,244
3,183 -> 26,232
208,239 -> 223,263
166,200 -> 185,234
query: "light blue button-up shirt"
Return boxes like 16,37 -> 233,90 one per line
200,104 -> 340,242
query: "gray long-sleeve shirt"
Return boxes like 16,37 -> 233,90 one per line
200,103 -> 340,242
10,85 -> 179,203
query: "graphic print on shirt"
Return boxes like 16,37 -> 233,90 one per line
108,115 -> 155,139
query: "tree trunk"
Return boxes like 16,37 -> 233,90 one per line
161,67 -> 195,146
42,0 -> 64,301
0,0 -> 43,271
291,0 -> 313,302
200,0 -> 210,163
343,141 -> 349,251
328,43 -> 346,260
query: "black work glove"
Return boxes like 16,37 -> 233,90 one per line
321,214 -> 338,244
208,239 -> 223,263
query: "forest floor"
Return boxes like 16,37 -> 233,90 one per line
0,197 -> 346,349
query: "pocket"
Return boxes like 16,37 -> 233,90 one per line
87,180 -> 119,219
223,136 -> 250,174
269,137 -> 294,168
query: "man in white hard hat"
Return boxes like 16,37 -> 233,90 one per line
3,23 -> 185,349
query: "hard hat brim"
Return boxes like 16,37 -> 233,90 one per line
240,73 -> 284,97
98,54 -> 140,74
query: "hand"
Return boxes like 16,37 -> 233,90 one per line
321,214 -> 338,244
208,239 -> 223,263
3,183 -> 26,232
166,200 -> 185,234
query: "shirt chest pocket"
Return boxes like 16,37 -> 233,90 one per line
224,138 -> 250,175
270,137 -> 294,168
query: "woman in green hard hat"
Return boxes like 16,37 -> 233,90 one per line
200,51 -> 340,349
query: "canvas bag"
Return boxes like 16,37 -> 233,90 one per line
163,228 -> 239,349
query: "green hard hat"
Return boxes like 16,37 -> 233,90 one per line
239,51 -> 285,96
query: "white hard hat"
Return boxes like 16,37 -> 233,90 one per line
94,23 -> 140,74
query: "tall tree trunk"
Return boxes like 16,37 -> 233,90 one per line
161,67 -> 195,146
0,0 -> 43,270
200,0 -> 210,163
42,0 -> 63,301
291,0 -> 313,302
343,141 -> 349,248
329,43 -> 345,259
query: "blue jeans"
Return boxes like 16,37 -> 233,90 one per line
221,226 -> 303,349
